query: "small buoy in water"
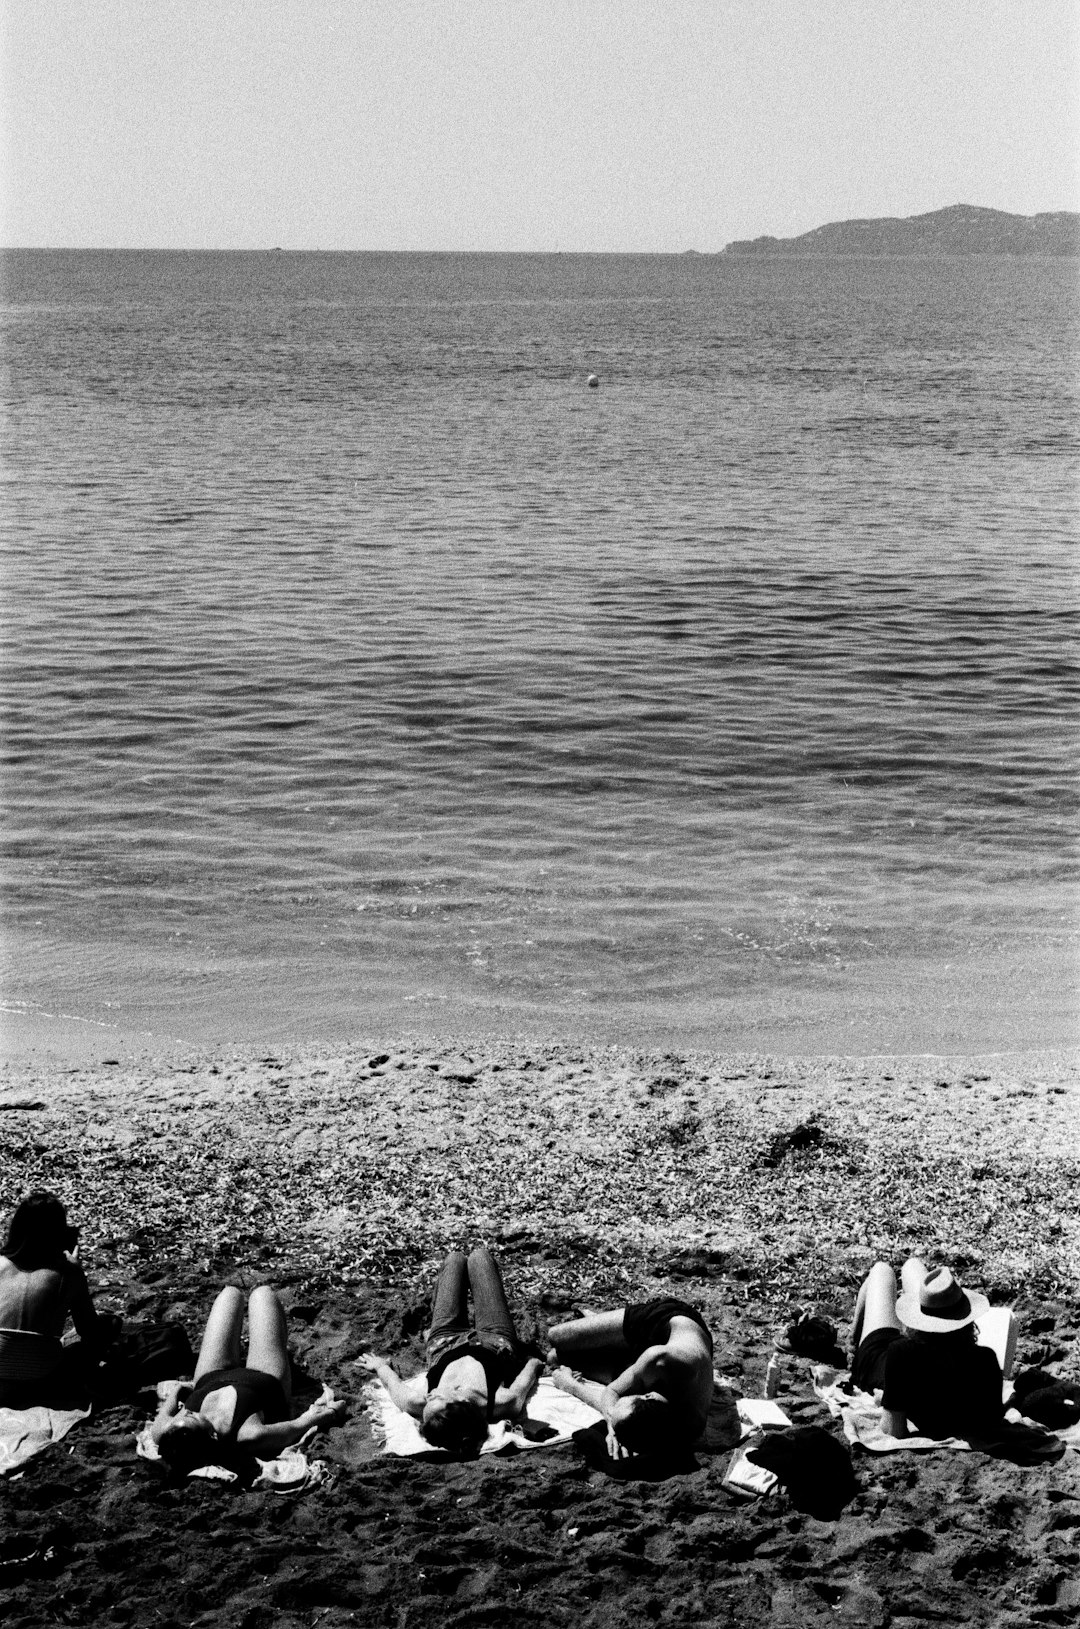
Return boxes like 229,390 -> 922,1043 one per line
587,374 -> 599,388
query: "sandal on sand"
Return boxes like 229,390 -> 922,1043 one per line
773,1309 -> 843,1363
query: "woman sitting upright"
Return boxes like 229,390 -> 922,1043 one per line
357,1247 -> 543,1456
151,1285 -> 345,1474
0,1191 -> 109,1404
851,1257 -> 1004,1440
548,1296 -> 715,1459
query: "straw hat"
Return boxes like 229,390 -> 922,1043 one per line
895,1266 -> 988,1333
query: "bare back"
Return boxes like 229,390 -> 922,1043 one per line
0,1255 -> 88,1337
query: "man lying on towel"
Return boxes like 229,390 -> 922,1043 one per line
547,1297 -> 715,1460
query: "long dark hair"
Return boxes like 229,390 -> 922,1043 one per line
3,1191 -> 79,1270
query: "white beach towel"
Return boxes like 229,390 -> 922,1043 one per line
813,1305 -> 1026,1454
136,1383 -> 329,1492
362,1373 -> 604,1457
813,1367 -> 1080,1455
0,1402 -> 90,1478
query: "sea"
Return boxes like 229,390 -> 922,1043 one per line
1,250 -> 1077,1058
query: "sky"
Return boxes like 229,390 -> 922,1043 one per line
2,0 -> 1078,252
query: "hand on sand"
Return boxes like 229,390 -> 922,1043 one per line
354,1352 -> 386,1377
605,1425 -> 631,1461
306,1385 -> 347,1429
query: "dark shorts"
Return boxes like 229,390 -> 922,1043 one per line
623,1298 -> 714,1359
852,1327 -> 903,1393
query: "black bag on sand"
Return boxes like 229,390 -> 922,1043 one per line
1011,1368 -> 1080,1430
94,1322 -> 195,1399
746,1425 -> 858,1520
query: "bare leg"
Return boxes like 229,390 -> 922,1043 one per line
245,1285 -> 292,1406
193,1286 -> 244,1380
549,1310 -> 628,1355
900,1257 -> 930,1307
851,1263 -> 901,1350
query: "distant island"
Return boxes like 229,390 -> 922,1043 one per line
723,203 -> 1080,256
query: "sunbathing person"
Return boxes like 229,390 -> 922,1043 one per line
851,1257 -> 1004,1440
151,1284 -> 345,1474
548,1297 -> 715,1459
0,1191 -> 112,1405
357,1247 -> 543,1456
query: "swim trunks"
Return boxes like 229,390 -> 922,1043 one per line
623,1298 -> 714,1358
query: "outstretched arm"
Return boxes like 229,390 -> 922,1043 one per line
549,1367 -> 632,1460
238,1392 -> 347,1456
355,1353 -> 427,1417
492,1357 -> 544,1421
550,1367 -> 610,1413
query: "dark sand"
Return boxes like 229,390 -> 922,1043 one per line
1,1041 -> 1078,1627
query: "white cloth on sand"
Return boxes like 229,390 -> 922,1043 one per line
0,1402 -> 90,1478
362,1373 -> 603,1457
364,1371 -> 749,1459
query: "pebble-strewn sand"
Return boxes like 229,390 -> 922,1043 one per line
1,1041 -> 1078,1627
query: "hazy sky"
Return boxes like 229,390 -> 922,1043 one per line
2,0 -> 1077,251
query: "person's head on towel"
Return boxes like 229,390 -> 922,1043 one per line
420,1394 -> 488,1458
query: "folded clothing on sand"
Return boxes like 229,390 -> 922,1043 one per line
0,1402 -> 90,1477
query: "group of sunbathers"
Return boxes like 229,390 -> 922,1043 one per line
1,1189 -> 1009,1475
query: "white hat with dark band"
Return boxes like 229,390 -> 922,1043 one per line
895,1266 -> 989,1333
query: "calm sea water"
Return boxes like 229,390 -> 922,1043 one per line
1,250 -> 1077,1055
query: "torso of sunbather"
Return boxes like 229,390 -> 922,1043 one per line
628,1316 -> 715,1429
548,1300 -> 716,1454
357,1344 -> 540,1424
0,1256 -> 91,1340
179,1365 -> 289,1445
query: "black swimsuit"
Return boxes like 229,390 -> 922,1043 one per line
623,1298 -> 714,1358
185,1366 -> 289,1439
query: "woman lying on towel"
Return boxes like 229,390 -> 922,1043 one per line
357,1248 -> 543,1457
151,1285 -> 346,1475
547,1297 -> 715,1459
851,1258 -> 1004,1440
0,1190 -> 112,1405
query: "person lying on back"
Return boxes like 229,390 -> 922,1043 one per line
357,1247 -> 543,1457
548,1296 -> 715,1459
151,1284 -> 345,1474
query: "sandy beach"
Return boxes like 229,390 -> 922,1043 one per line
2,1039 -> 1078,1627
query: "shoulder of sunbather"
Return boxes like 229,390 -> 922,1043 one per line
609,1346 -> 679,1394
